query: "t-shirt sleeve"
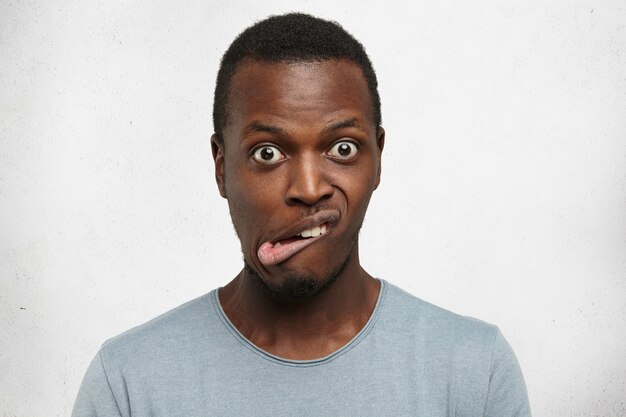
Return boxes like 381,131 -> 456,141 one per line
483,330 -> 532,417
71,350 -> 124,417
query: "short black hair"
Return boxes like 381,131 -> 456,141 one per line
212,13 -> 381,139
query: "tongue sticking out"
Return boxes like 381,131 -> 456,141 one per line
257,234 -> 322,267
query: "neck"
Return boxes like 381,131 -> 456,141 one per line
218,249 -> 380,360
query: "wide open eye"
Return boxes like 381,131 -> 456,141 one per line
251,145 -> 285,164
327,140 -> 359,160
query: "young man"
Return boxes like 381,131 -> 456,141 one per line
73,13 -> 531,416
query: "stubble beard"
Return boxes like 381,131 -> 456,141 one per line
243,228 -> 360,303
244,252 -> 352,303
231,199 -> 367,303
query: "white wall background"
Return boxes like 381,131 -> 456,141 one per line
1,0 -> 625,416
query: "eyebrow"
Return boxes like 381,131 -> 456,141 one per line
244,122 -> 285,135
243,118 -> 366,136
322,118 -> 364,133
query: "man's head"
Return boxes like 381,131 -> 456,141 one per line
211,14 -> 384,301
212,13 -> 381,140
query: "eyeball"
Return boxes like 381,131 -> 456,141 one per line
328,141 -> 358,160
252,145 -> 285,164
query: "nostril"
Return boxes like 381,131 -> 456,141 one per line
285,183 -> 333,206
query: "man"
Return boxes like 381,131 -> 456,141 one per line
72,13 -> 531,416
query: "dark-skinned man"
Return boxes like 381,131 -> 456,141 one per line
73,13 -> 531,416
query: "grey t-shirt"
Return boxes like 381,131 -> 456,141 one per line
72,280 -> 531,416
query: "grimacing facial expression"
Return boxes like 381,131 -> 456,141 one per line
212,59 -> 384,292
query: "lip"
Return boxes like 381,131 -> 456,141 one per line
257,209 -> 340,267
269,209 -> 340,245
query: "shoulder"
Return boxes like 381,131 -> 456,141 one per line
378,280 -> 531,415
378,280 -> 503,385
380,280 -> 499,349
73,291 -> 221,417
98,291 -> 219,365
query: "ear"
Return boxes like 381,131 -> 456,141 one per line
211,134 -> 227,198
374,127 -> 385,190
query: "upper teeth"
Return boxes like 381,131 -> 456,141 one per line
299,224 -> 327,238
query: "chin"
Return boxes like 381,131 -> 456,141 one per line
245,254 -> 351,303
262,272 -> 332,301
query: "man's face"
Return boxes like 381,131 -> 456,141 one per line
212,58 -> 384,298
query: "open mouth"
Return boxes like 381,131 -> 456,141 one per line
258,223 -> 330,267
274,224 -> 328,248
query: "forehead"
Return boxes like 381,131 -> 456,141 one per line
223,59 -> 374,139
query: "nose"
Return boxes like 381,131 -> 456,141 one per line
285,154 -> 334,206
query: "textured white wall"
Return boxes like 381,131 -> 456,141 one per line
1,1 -> 625,416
